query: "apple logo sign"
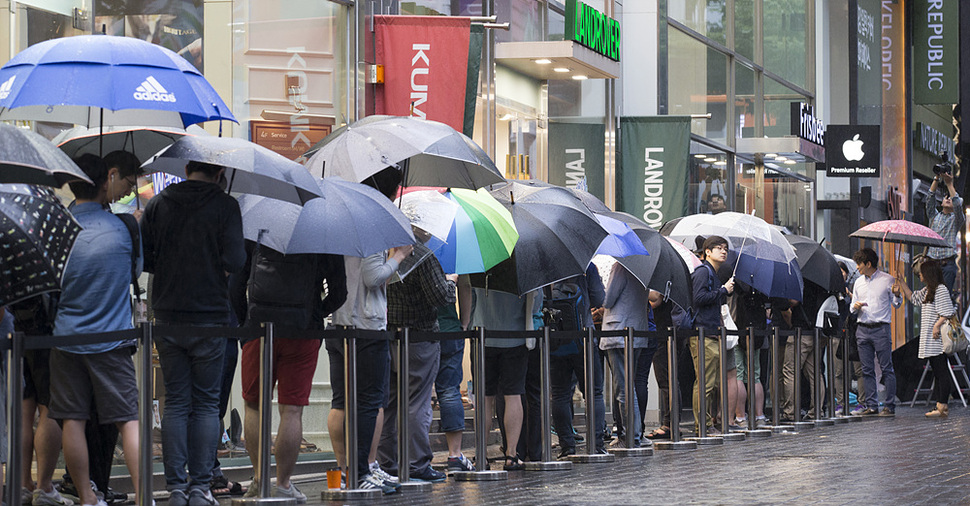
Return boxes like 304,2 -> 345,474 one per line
842,134 -> 865,162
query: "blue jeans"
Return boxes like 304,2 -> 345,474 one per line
550,349 -> 606,453
634,338 -> 659,437
435,343 -> 465,434
605,348 -> 641,443
941,258 -> 957,300
154,325 -> 226,492
856,324 -> 896,410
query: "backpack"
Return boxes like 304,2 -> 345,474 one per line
543,281 -> 586,355
247,246 -> 320,329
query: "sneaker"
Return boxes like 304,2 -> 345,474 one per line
22,488 -> 34,506
446,454 -> 475,473
167,490 -> 187,506
410,467 -> 446,483
187,489 -> 216,506
755,416 -> 769,427
241,481 -> 258,499
727,424 -> 744,432
79,501 -> 107,506
368,463 -> 400,488
273,483 -> 306,504
358,473 -> 397,495
33,488 -> 74,506
573,428 -> 585,443
557,447 -> 576,460
103,489 -> 126,505
733,417 -> 747,425
850,406 -> 878,416
878,407 -> 895,417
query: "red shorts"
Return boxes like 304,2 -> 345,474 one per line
241,337 -> 322,406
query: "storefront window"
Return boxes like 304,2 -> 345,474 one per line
763,0 -> 807,88
735,62 -> 756,138
668,28 -> 728,145
736,160 -> 814,236
688,143 -> 731,215
763,77 -> 806,138
734,0 -> 755,60
668,0 -> 726,45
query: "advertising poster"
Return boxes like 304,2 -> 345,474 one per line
617,116 -> 691,229
96,0 -> 204,72
547,121 -> 606,201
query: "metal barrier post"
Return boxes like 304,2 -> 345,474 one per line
813,330 -> 834,427
827,335 -> 846,424
258,323 -> 274,497
453,328 -> 507,480
6,331 -> 24,506
137,323 -> 153,506
654,327 -> 696,450
686,328 -> 722,445
839,330 -> 860,421
791,328 -> 814,431
744,328 -> 771,438
719,328 -> 744,442
321,328 -> 381,500
769,328 -> 793,433
568,327 -> 615,463
525,327 -> 573,469
395,328 -> 433,490
609,328 -> 653,456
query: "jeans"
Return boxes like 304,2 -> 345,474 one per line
605,348 -> 641,442
434,343 -> 465,434
550,349 -> 605,453
154,325 -> 226,492
941,258 -> 957,299
856,324 -> 896,410
634,338 -> 660,437
213,338 -> 238,479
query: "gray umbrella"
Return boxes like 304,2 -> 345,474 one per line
53,124 -> 208,163
0,123 -> 92,187
143,136 -> 321,205
237,177 -> 414,257
304,115 -> 504,189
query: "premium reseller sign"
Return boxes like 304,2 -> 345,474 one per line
913,0 -> 958,104
825,125 -> 881,177
565,0 -> 620,61
617,117 -> 691,228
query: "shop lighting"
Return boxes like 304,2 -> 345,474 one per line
784,160 -> 796,165
553,67 -> 570,73
714,161 -> 727,166
572,75 -> 588,80
704,157 -> 716,162
534,59 -> 552,64
765,153 -> 778,158
694,154 -> 707,158
775,156 -> 788,162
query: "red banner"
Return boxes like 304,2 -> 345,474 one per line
374,16 -> 471,132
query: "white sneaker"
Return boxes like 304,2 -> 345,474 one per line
357,473 -> 397,495
369,462 -> 400,486
32,488 -> 73,506
273,484 -> 307,504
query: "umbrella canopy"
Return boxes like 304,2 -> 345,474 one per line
53,124 -> 208,163
0,124 -> 92,186
666,236 -> 703,273
236,177 -> 414,257
594,213 -> 650,257
304,115 -> 504,189
662,212 -> 803,300
470,180 -> 608,295
601,211 -> 694,310
785,235 -> 844,293
0,35 -> 235,128
849,220 -> 948,247
396,190 -> 460,242
143,136 -> 321,205
0,184 -> 81,306
431,188 -> 519,275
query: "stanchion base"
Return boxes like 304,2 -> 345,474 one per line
397,481 -> 434,492
719,432 -> 747,442
653,440 -> 697,451
320,489 -> 382,501
740,429 -> 771,438
524,460 -> 573,471
568,453 -> 616,463
830,416 -> 849,424
813,419 -> 836,427
232,498 -> 297,506
684,436 -> 723,445
608,447 -> 654,457
452,470 -> 508,481
791,421 -> 815,431
768,425 -> 795,433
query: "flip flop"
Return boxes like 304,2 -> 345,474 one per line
645,427 -> 670,440
211,476 -> 246,497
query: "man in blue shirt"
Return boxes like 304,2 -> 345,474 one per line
48,154 -> 143,506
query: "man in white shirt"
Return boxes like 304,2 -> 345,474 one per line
848,247 -> 901,416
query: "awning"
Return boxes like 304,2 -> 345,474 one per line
736,136 -> 825,164
495,40 -> 620,80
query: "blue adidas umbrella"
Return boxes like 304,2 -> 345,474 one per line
0,35 -> 235,128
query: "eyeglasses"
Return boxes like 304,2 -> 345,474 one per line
710,245 -> 728,252
123,176 -> 138,192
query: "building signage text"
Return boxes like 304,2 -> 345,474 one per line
566,0 -> 621,62
790,102 -> 825,147
825,124 -> 881,178
914,0 -> 958,104
914,122 -> 955,161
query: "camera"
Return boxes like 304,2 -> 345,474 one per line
932,150 -> 952,177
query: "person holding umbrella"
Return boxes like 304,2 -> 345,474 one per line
848,247 -> 901,417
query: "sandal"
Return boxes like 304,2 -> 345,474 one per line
645,427 -> 670,440
211,476 -> 246,497
503,456 -> 525,471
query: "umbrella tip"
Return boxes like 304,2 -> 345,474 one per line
510,192 -> 514,205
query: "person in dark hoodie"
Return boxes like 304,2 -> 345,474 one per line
140,160 -> 246,506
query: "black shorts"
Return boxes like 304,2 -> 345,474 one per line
23,349 -> 51,406
483,345 -> 529,396
326,337 -> 389,411
48,347 -> 138,424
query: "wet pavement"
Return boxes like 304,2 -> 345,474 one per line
262,405 -> 970,505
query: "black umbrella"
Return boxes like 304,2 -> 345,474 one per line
785,234 -> 843,293
470,180 -> 608,295
0,123 -> 92,187
0,184 -> 81,306
604,211 -> 694,310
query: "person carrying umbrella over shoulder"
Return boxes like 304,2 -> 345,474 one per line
925,170 -> 964,299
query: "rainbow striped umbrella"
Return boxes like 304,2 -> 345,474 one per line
431,188 -> 518,274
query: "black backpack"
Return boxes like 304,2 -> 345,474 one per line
247,246 -> 320,330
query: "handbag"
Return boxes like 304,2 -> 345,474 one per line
835,314 -> 860,361
721,303 -> 738,349
941,314 -> 969,355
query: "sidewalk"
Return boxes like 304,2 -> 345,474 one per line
252,405 -> 970,504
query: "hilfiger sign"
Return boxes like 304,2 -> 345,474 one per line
374,16 -> 471,132
566,0 -> 620,62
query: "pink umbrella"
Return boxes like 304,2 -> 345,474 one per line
665,236 -> 702,272
849,220 -> 948,248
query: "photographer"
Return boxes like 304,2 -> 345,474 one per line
925,156 -> 964,298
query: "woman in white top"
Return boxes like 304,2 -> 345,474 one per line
895,259 -> 955,418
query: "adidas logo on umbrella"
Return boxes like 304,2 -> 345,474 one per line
0,75 -> 15,100
133,76 -> 176,102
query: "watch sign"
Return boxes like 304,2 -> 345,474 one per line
825,125 -> 881,177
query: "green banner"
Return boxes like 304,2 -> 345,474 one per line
913,0 -> 958,104
463,24 -> 484,138
617,116 -> 691,228
547,121 -> 605,200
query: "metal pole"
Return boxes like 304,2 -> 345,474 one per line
397,328 -> 410,483
827,335 -> 841,422
747,329 -> 756,431
585,327 -> 597,451
541,327 -> 553,461
6,331 -> 24,506
138,323 -> 153,506
793,328 -> 802,423
842,330 -> 851,417
344,331 -> 359,489
453,328 -> 508,479
258,322 -> 274,498
624,328 -> 636,448
771,328 -> 781,427
697,328 -> 707,438
669,329 -> 680,443
813,329 -> 822,421
719,328 -> 730,434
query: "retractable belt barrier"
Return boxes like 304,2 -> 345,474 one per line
4,321 -> 846,503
